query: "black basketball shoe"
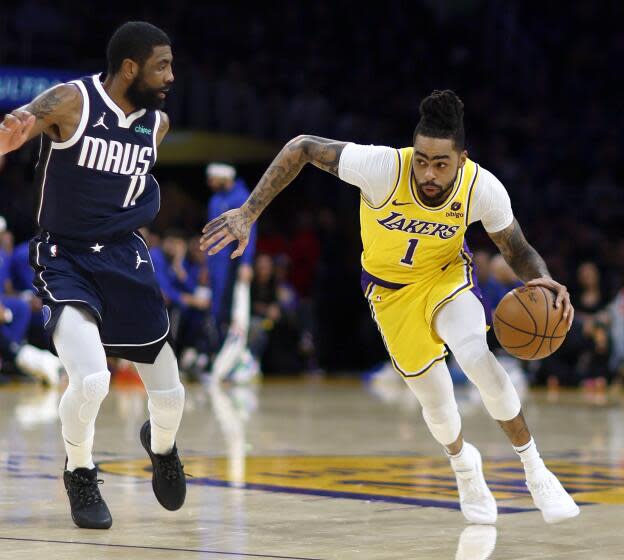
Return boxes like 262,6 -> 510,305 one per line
140,420 -> 186,510
63,462 -> 112,529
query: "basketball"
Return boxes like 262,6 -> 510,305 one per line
493,286 -> 567,360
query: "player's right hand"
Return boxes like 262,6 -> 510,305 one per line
200,208 -> 252,258
0,111 -> 36,156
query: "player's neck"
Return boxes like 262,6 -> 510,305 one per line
102,75 -> 140,116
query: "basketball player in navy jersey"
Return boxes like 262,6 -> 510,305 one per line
0,22 -> 186,529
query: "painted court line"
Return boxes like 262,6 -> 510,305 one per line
0,537 -> 325,560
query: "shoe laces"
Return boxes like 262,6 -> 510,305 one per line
68,472 -> 104,505
530,473 -> 560,499
456,468 -> 485,501
156,452 -> 186,481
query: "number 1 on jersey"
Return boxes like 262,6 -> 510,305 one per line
400,238 -> 419,266
123,175 -> 146,208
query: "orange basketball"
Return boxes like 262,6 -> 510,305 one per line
492,286 -> 567,360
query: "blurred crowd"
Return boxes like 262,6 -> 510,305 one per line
1,0 -> 623,387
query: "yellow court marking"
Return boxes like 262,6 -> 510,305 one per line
98,455 -> 624,510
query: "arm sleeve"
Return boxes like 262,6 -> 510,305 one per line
468,166 -> 514,233
338,143 -> 399,207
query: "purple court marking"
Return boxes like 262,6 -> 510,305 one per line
0,537 -> 326,560
186,478 -> 534,514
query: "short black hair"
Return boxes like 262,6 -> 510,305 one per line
413,89 -> 465,150
106,21 -> 170,75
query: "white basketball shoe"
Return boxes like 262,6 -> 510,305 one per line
526,468 -> 580,524
451,443 -> 498,525
15,344 -> 61,386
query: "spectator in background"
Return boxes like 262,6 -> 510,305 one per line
151,230 -> 210,345
205,163 -> 257,382
250,254 -> 300,373
0,217 -> 61,384
572,262 -> 611,400
573,262 -> 607,318
10,240 -> 48,349
177,236 -> 215,379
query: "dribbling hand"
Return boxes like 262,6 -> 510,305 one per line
526,277 -> 574,330
199,207 -> 253,258
0,111 -> 36,156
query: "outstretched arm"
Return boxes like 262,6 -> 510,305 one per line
199,135 -> 347,256
488,218 -> 573,328
0,83 -> 81,156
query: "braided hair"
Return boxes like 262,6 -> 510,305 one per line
413,89 -> 465,150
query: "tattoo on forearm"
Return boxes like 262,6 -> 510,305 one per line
244,135 -> 345,219
490,219 -> 549,282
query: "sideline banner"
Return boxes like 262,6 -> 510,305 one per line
0,66 -> 79,110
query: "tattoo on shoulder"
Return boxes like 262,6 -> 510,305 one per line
26,85 -> 76,121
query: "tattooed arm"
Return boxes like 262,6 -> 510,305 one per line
489,218 -> 573,328
200,135 -> 347,256
0,83 -> 82,156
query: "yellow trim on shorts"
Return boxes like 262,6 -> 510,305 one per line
389,350 -> 449,378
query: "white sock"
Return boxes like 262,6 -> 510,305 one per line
150,420 -> 176,455
447,442 -> 473,472
514,437 -> 545,475
64,433 -> 96,471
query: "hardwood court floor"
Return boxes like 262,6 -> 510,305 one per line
0,376 -> 622,559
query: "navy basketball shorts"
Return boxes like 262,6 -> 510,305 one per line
29,230 -> 170,363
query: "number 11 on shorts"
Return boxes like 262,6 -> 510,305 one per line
400,238 -> 419,266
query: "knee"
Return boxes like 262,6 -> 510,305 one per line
422,400 -> 458,425
60,370 -> 110,424
451,334 -> 490,374
82,370 -> 110,405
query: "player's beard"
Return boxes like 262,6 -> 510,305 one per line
126,72 -> 168,111
415,167 -> 459,206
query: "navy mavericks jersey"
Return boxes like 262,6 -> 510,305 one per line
34,74 -> 161,240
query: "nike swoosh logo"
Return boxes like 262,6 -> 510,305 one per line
391,200 -> 413,206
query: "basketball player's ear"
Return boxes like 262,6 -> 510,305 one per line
121,58 -> 140,81
459,149 -> 468,168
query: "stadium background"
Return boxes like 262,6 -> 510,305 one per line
1,0 -> 622,378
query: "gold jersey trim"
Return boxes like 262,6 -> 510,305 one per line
360,148 -> 402,210
464,163 -> 480,226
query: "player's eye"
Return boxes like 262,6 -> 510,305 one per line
438,163 -> 446,169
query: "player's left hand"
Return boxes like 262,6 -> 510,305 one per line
200,207 -> 253,258
526,277 -> 574,330
0,110 -> 36,156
